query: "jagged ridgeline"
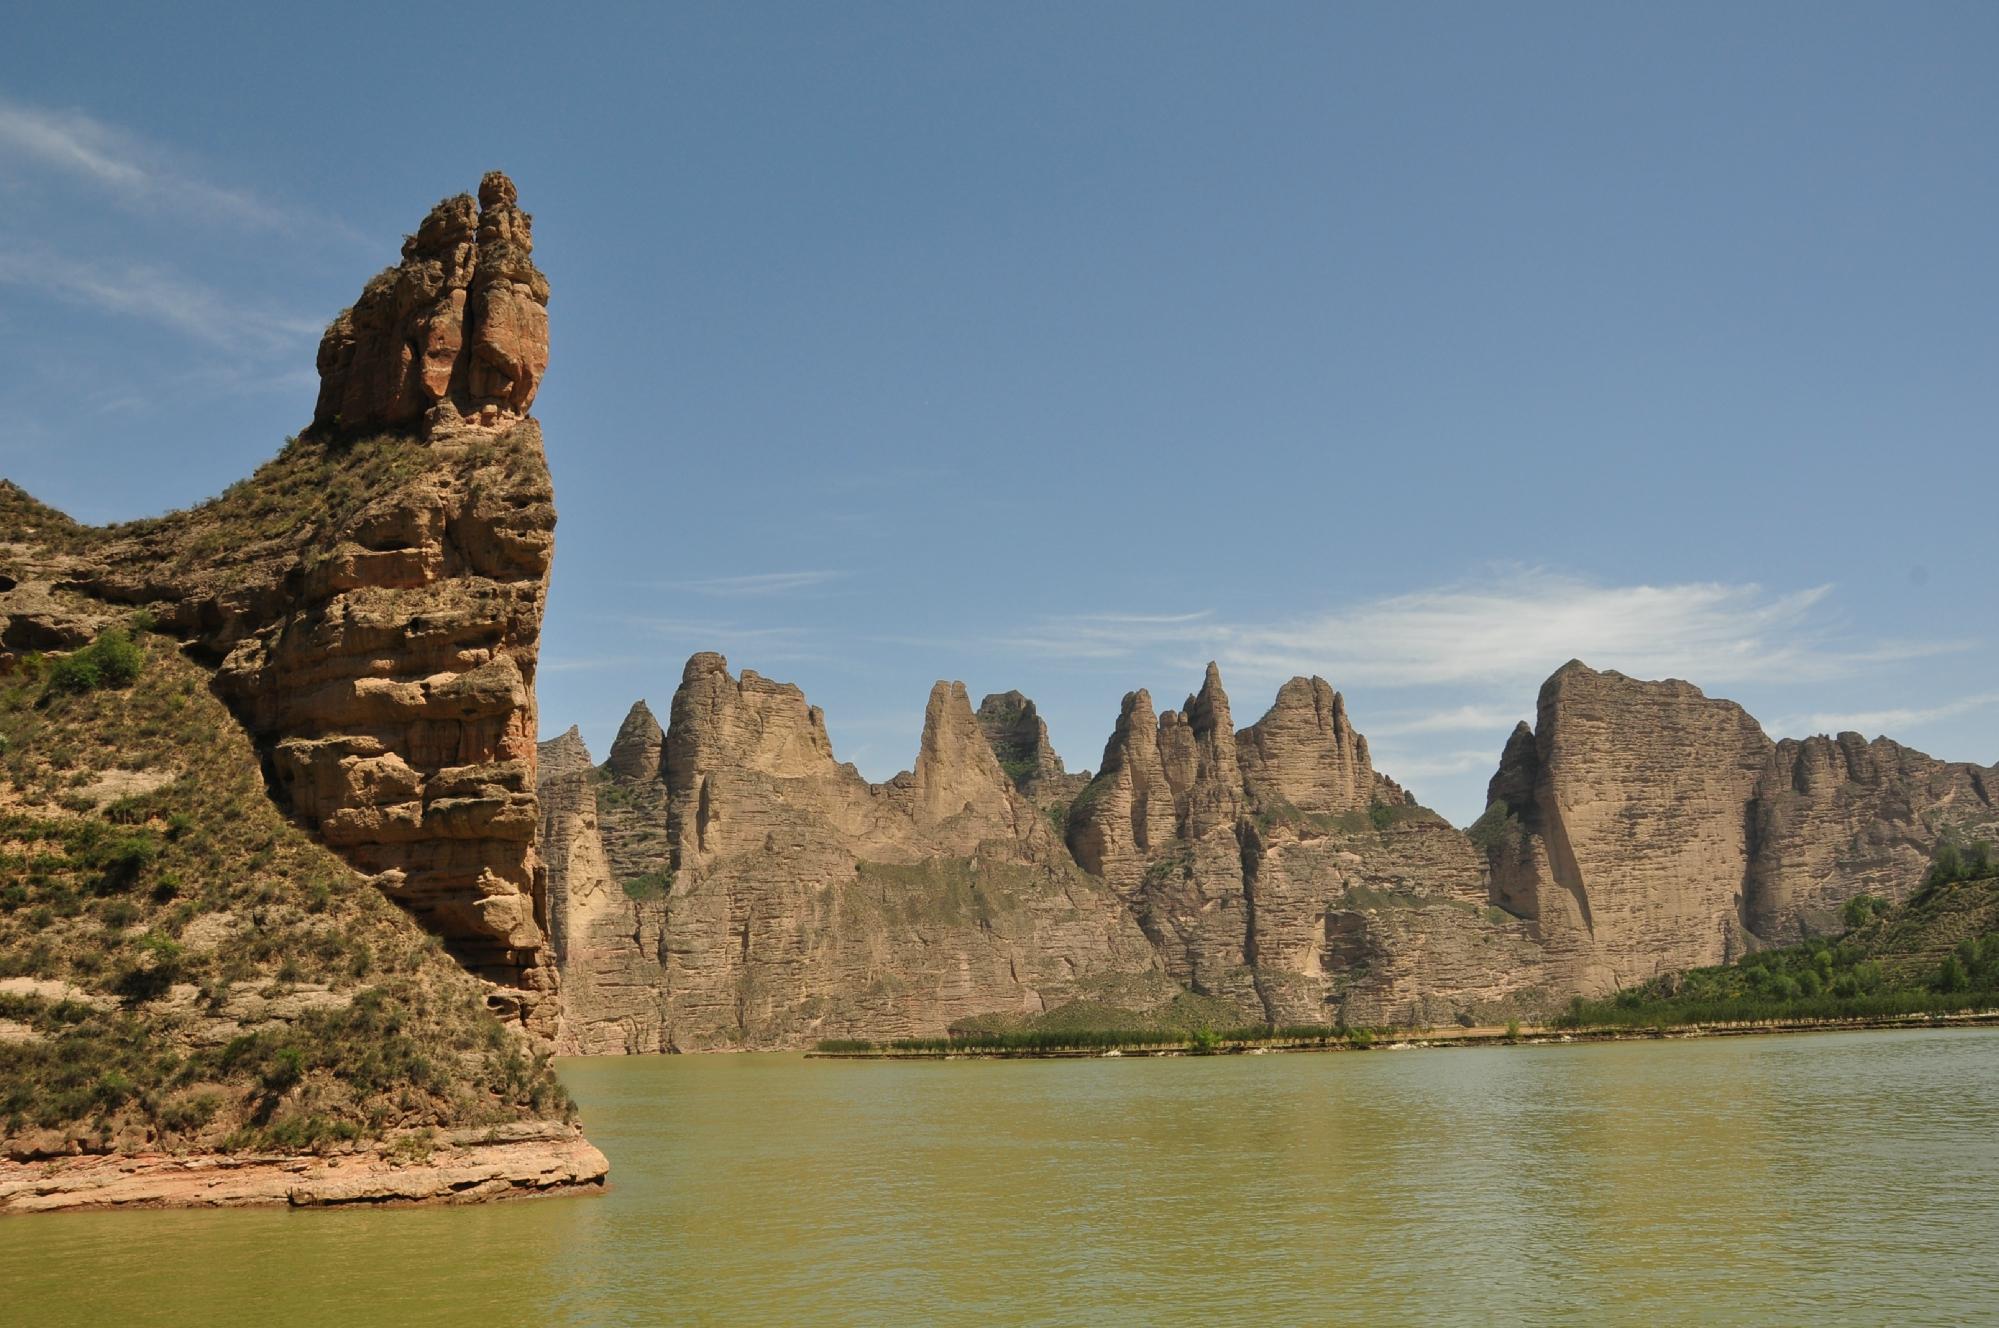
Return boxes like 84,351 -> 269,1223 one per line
544,654 -> 1999,1052
0,173 -> 605,1203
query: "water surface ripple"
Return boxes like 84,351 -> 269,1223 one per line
4,1029 -> 1996,1325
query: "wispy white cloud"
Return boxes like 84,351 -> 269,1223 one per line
620,615 -> 812,641
648,570 -> 847,598
1005,571 -> 1956,692
1772,692 -> 1999,740
0,98 -> 350,239
1371,704 -> 1532,736
540,654 -> 653,674
1363,748 -> 1501,780
0,247 -> 319,352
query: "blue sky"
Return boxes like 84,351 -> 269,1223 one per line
2,3 -> 1993,824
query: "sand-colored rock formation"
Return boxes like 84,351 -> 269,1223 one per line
541,649 -> 1991,1040
542,657 -> 1171,1048
1058,664 -> 1546,1025
1482,662 -> 1771,990
314,171 -> 550,436
538,727 -> 669,1053
1479,661 -> 1997,994
1,174 -> 562,1035
1,1123 -> 604,1213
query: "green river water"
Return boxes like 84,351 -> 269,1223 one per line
3,1028 -> 1995,1325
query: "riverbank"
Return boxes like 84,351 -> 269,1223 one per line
806,1008 -> 1999,1059
0,1121 -> 607,1214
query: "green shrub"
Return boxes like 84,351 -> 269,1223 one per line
622,871 -> 670,902
41,629 -> 144,697
1842,894 -> 1890,929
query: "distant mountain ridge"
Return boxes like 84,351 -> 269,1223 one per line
541,654 -> 1998,1050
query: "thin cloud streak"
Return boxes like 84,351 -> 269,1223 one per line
0,98 -> 352,240
1005,572 -> 1956,691
1371,705 -> 1532,736
1773,692 -> 1999,740
647,570 -> 847,597
0,248 -> 319,352
1364,748 -> 1500,780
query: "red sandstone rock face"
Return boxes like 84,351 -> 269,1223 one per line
1,174 -> 564,1036
63,422 -> 562,1033
314,171 -> 550,435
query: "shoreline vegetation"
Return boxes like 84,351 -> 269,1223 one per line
807,1010 -> 1999,1060
816,861 -> 1999,1060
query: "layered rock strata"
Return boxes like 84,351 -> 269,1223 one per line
545,656 -> 1169,1050
1747,735 -> 1999,941
538,728 -> 669,1053
0,1124 -> 605,1213
543,650 -> 1993,1040
315,170 -> 550,435
1480,661 -> 1999,991
0,173 -> 562,1033
976,690 -> 1088,815
1063,664 -> 1542,1025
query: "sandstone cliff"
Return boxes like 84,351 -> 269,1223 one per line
1,172 -> 561,1034
543,656 -> 1170,1050
1747,734 -> 1999,941
538,727 -> 669,1054
975,690 -> 1088,816
1478,660 -> 1998,994
1063,664 -> 1552,1026
540,647 -> 1991,1040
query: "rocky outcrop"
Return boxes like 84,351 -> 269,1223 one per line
541,649 -> 1992,1038
539,728 -> 668,1054
1747,734 -> 1998,942
1479,661 -> 1998,994
538,656 -> 1169,1049
314,171 -> 550,436
1057,665 -> 1539,1026
0,1123 -> 605,1213
605,699 -> 665,782
976,690 -> 1087,814
1238,675 -> 1390,816
1,173 -> 562,1035
1481,662 -> 1771,990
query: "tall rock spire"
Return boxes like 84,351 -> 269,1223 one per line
313,170 -> 551,437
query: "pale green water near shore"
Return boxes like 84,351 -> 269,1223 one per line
4,1029 -> 1997,1326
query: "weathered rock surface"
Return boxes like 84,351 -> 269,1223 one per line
1482,662 -> 1771,991
0,174 -> 562,1035
543,651 -> 1992,1037
1061,665 -> 1545,1025
0,1123 -> 605,1213
1750,734 -> 1998,941
539,728 -> 668,1054
1479,661 -> 1998,994
314,171 -> 550,436
976,690 -> 1088,815
605,699 -> 665,782
542,658 -> 1170,1049
1238,675 -> 1384,817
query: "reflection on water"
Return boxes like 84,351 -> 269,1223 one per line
4,1030 -> 1996,1325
